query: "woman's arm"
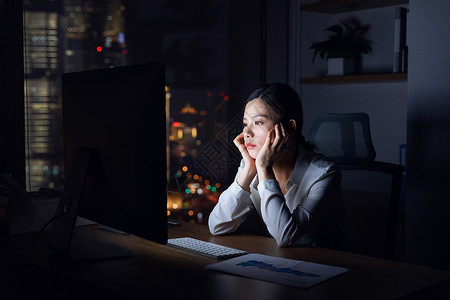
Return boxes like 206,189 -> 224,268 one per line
234,132 -> 257,191
208,180 -> 254,235
208,132 -> 258,235
258,168 -> 341,247
209,138 -> 258,235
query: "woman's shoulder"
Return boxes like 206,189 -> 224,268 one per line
291,149 -> 340,188
309,152 -> 336,171
298,149 -> 339,176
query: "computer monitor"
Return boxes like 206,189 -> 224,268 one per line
47,62 -> 167,260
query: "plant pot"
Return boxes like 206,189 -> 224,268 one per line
327,58 -> 354,76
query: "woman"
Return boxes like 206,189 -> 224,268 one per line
208,83 -> 348,249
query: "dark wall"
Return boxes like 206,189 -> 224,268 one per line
0,0 -> 25,186
227,0 -> 291,117
405,0 -> 450,270
265,0 -> 289,84
228,0 -> 264,120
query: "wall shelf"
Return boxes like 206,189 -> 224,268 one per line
300,0 -> 409,13
299,73 -> 407,84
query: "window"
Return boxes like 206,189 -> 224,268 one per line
23,0 -> 239,225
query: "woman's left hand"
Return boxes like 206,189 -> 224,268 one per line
255,123 -> 290,178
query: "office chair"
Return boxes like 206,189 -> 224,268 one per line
306,113 -> 404,260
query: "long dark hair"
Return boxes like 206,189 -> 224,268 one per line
245,82 -> 313,151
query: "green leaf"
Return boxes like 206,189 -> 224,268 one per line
326,24 -> 343,37
309,19 -> 372,63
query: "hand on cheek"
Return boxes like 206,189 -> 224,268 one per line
234,132 -> 255,168
256,128 -> 274,171
234,132 -> 257,191
256,124 -> 290,180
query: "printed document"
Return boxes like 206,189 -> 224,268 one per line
206,253 -> 348,288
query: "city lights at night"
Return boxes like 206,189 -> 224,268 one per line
23,0 -> 233,226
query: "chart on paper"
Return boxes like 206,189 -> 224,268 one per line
206,253 -> 348,288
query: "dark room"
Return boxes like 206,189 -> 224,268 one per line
1,0 -> 450,299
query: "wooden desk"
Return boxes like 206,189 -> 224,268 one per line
3,221 -> 450,299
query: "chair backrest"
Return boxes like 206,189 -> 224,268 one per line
307,113 -> 404,260
306,113 -> 376,164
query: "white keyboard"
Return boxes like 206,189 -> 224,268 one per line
167,237 -> 248,260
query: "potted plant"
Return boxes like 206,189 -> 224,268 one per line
310,19 -> 372,76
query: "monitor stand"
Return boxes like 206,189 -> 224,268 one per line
46,147 -> 134,260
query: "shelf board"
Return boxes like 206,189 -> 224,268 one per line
300,0 -> 409,13
299,73 -> 407,84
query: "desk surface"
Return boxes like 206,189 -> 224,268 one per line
3,220 -> 450,299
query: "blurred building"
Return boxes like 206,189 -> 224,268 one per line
23,0 -> 63,191
23,0 -> 126,190
22,0 -> 232,225
167,91 -> 232,224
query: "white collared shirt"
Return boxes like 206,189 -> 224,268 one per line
208,148 -> 348,249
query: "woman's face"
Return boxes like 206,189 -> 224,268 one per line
243,98 -> 280,159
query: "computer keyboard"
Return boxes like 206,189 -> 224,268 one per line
167,237 -> 248,260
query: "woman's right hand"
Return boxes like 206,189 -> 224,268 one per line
233,132 -> 257,191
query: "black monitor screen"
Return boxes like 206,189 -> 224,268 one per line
60,62 -> 167,246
